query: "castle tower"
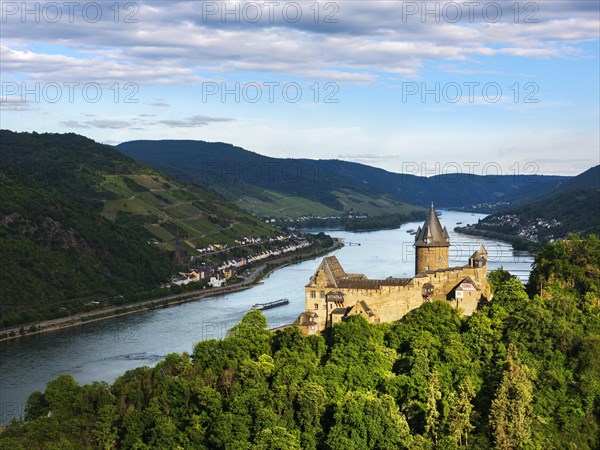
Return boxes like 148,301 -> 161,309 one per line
414,203 -> 450,274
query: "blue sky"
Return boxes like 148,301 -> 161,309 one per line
1,1 -> 598,175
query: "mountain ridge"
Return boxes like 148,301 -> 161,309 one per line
117,139 -> 571,215
456,165 -> 600,250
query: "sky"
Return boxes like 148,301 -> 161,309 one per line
1,0 -> 599,176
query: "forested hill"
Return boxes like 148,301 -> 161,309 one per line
456,166 -> 600,251
1,236 -> 598,449
321,159 -> 568,210
117,140 -> 424,220
0,130 -> 275,326
498,164 -> 600,207
556,164 -> 600,191
118,139 -> 565,217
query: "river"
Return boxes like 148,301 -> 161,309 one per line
0,210 -> 533,424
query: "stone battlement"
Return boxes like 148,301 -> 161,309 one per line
297,204 -> 492,334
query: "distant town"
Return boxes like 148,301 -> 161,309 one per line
273,211 -> 369,225
169,233 -> 312,288
462,214 -> 562,243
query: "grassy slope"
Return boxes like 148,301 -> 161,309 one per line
233,188 -> 339,218
232,187 -> 421,219
0,130 -> 276,326
99,172 -> 275,251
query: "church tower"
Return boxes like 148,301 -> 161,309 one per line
414,203 -> 450,274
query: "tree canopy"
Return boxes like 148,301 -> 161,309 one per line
2,236 -> 599,449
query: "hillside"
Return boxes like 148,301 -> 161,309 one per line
118,140 -> 568,215
324,159 -> 568,211
0,130 -> 276,326
456,166 -> 600,250
557,164 -> 600,191
2,237 -> 599,449
498,164 -> 600,208
116,140 -> 422,219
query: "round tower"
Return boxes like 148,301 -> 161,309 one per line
414,203 -> 450,274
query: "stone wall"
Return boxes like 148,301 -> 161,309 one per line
415,245 -> 449,274
304,264 -> 489,332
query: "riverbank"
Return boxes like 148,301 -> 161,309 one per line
281,211 -> 427,233
0,239 -> 343,343
455,226 -> 539,252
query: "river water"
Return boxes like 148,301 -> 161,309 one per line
0,210 -> 533,424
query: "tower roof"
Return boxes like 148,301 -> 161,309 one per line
415,203 -> 450,247
314,256 -> 347,286
470,245 -> 488,260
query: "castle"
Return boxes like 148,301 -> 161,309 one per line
296,204 -> 492,334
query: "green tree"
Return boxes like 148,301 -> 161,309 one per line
44,374 -> 80,418
24,391 -> 48,421
448,379 -> 475,447
251,427 -> 301,450
578,335 -> 600,411
295,382 -> 326,450
489,345 -> 535,450
3,236 -> 600,449
0,438 -> 25,450
488,268 -> 517,293
327,390 -> 412,450
92,404 -> 118,449
228,310 -> 271,359
493,278 -> 529,305
324,316 -> 396,399
528,234 -> 600,300
424,371 -> 441,447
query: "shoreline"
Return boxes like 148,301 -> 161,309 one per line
0,240 -> 342,343
454,226 -> 539,253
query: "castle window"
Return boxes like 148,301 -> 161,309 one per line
314,303 -> 319,310
319,291 -> 325,299
310,290 -> 316,298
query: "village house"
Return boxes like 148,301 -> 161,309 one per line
208,274 -> 226,288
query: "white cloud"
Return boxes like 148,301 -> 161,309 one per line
1,1 -> 597,175
59,120 -> 90,128
59,119 -> 132,129
158,114 -> 235,128
57,114 -> 236,131
147,99 -> 170,107
0,97 -> 32,111
1,1 -> 597,84
87,119 -> 134,129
